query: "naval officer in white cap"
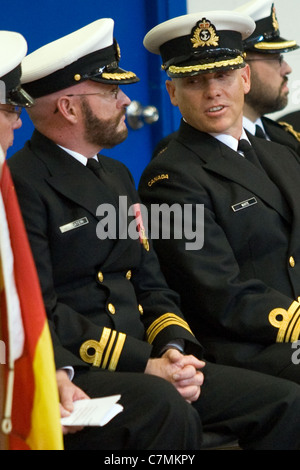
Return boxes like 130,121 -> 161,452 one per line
8,18 -> 206,450
139,10 -> 300,446
235,0 -> 300,154
0,31 -> 34,155
151,1 -> 300,158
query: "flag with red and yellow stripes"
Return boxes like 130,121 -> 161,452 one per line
0,153 -> 63,450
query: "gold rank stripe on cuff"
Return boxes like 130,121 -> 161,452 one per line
146,313 -> 194,345
79,328 -> 126,371
269,301 -> 300,343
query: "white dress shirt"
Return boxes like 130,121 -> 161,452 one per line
243,116 -> 269,140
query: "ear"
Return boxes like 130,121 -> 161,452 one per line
165,79 -> 178,107
56,96 -> 79,124
241,64 -> 251,95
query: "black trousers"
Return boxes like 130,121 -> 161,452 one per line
197,362 -> 300,450
64,370 -> 202,450
64,361 -> 300,450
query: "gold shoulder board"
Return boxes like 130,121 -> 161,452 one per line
278,121 -> 300,143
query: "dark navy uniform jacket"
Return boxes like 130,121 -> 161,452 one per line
8,129 -> 202,372
261,116 -> 300,156
139,119 -> 300,371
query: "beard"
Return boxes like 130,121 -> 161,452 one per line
245,73 -> 289,116
81,97 -> 128,149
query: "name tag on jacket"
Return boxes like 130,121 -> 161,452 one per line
59,217 -> 89,233
231,197 -> 257,212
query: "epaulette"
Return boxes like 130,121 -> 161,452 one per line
153,146 -> 168,159
278,121 -> 300,143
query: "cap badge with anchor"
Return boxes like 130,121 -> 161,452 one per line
191,19 -> 220,48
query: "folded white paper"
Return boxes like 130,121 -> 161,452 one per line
61,395 -> 123,427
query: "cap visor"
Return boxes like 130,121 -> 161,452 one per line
254,38 -> 299,53
8,86 -> 35,107
90,66 -> 139,84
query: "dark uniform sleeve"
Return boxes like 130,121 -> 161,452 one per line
112,163 -> 203,359
131,224 -> 202,358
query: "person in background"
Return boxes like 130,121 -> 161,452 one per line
0,31 -> 34,155
237,0 -> 300,154
7,17 -> 300,450
0,29 -> 35,450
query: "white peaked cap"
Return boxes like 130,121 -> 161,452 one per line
0,31 -> 27,78
144,11 -> 255,54
21,19 -> 113,85
21,18 -> 139,98
235,0 -> 274,21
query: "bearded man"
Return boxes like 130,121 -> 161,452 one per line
237,0 -> 300,154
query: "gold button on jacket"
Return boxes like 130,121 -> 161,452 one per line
289,256 -> 296,268
108,303 -> 116,315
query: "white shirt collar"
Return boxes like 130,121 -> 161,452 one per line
57,145 -> 98,165
243,116 -> 266,137
210,128 -> 250,152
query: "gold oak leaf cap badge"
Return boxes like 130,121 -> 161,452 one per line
191,18 -> 220,48
271,5 -> 279,32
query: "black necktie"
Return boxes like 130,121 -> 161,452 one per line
238,139 -> 264,171
86,157 -> 101,178
255,125 -> 266,139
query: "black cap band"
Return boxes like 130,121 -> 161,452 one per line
23,42 -> 139,98
161,30 -> 243,69
1,64 -> 34,107
2,64 -> 22,93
